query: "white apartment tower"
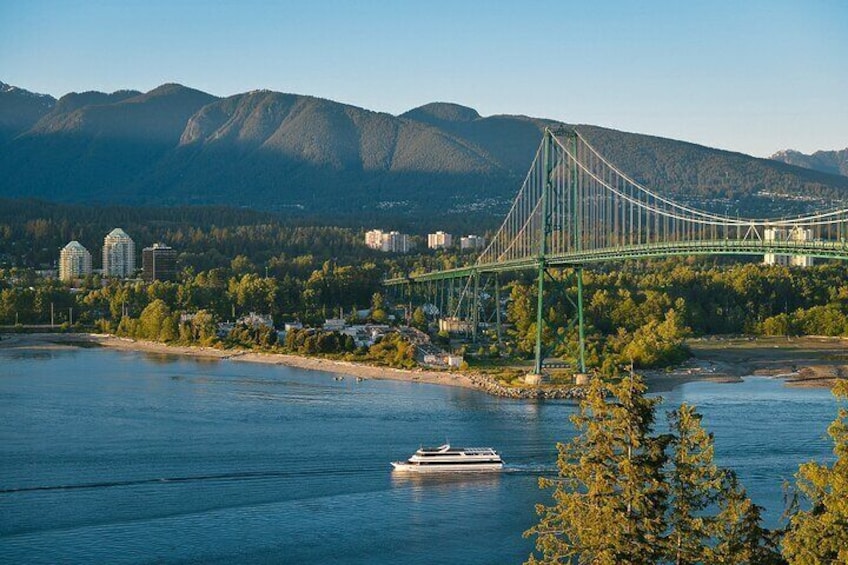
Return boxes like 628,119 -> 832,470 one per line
428,231 -> 453,249
365,229 -> 411,253
460,234 -> 486,251
59,241 -> 92,281
763,227 -> 814,267
365,229 -> 384,250
102,228 -> 136,278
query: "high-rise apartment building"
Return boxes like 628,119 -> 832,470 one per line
460,234 -> 486,251
142,243 -> 178,282
381,231 -> 410,253
427,231 -> 453,249
59,241 -> 92,281
365,229 -> 384,250
102,228 -> 136,278
764,227 -> 814,267
365,229 -> 411,253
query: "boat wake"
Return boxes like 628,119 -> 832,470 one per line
501,463 -> 557,475
0,468 -> 374,495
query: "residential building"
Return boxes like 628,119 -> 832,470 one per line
428,231 -> 453,249
382,231 -> 411,253
238,312 -> 274,328
323,318 -> 346,331
460,234 -> 486,251
142,243 -> 178,282
59,241 -> 92,281
423,353 -> 464,368
365,229 -> 384,250
102,228 -> 136,278
764,227 -> 814,267
340,324 -> 390,348
365,229 -> 411,253
439,317 -> 474,334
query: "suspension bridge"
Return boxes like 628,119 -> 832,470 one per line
386,128 -> 848,376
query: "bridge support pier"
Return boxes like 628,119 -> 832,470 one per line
494,273 -> 502,345
472,271 -> 480,343
532,260 -> 546,375
576,267 -> 587,373
531,265 -> 587,377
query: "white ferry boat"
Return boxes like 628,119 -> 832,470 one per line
391,444 -> 504,472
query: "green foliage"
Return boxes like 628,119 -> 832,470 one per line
526,376 -> 669,564
526,376 -> 783,565
285,328 -> 354,355
782,380 -> 848,564
503,263 -> 848,372
367,332 -> 416,369
667,405 -> 722,565
762,305 -> 848,337
411,306 -> 427,331
188,309 -> 217,345
617,309 -> 691,369
709,473 -> 784,565
370,292 -> 387,323
137,299 -> 176,342
227,322 -> 277,349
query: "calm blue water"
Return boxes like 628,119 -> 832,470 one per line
0,347 -> 837,564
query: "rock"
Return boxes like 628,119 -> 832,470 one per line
466,373 -> 586,400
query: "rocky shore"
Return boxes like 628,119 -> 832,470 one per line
466,373 -> 588,399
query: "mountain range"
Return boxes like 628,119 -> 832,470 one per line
770,148 -> 848,178
2,80 -> 847,220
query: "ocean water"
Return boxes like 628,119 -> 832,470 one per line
0,347 -> 837,564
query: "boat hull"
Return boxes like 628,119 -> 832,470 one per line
391,461 -> 503,472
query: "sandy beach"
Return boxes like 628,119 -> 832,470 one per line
1,332 -> 844,394
0,332 -> 480,391
686,336 -> 847,388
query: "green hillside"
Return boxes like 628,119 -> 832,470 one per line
1,81 -> 846,219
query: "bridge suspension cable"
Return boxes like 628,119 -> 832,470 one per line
476,128 -> 848,267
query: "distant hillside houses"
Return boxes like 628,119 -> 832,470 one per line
217,312 -> 274,337
283,319 -> 392,348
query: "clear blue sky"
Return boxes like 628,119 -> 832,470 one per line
2,0 -> 846,157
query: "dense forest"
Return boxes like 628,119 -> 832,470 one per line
0,199 -> 499,269
1,202 -> 846,373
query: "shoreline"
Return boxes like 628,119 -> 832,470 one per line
0,332 -> 483,392
1,332 -> 844,395
686,336 -> 847,389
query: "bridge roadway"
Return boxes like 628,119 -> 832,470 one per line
385,239 -> 848,285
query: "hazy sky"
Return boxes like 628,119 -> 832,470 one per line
2,0 -> 846,157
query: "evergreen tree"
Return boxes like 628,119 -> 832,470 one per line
411,306 -> 427,331
525,375 -> 668,564
370,292 -> 387,323
710,472 -> 784,565
782,380 -> 848,564
666,404 -> 722,565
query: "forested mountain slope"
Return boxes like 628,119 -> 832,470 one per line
1,81 -> 846,218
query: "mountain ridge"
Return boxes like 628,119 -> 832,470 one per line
1,80 -> 846,219
770,148 -> 848,177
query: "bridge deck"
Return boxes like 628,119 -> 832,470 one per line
385,239 -> 848,284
